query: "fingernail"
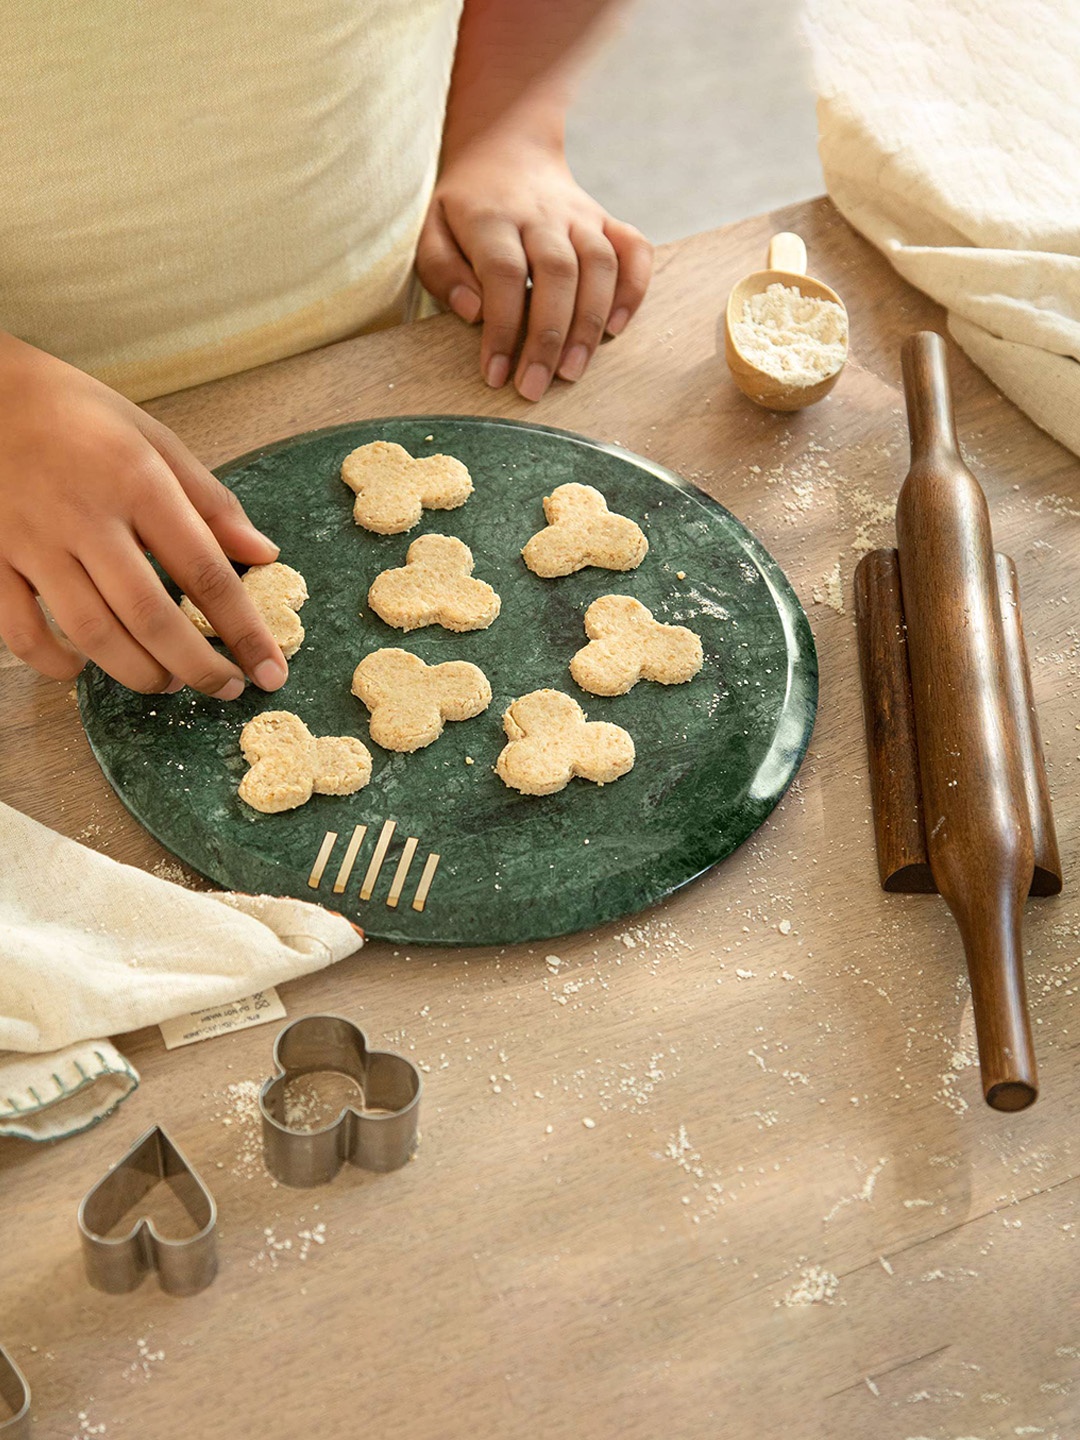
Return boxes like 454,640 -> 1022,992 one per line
213,677 -> 246,701
449,285 -> 482,323
254,658 -> 288,691
164,675 -> 185,693
519,363 -> 550,403
252,528 -> 280,556
607,308 -> 630,336
486,354 -> 511,389
557,344 -> 589,382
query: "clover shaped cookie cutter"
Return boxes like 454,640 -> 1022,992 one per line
259,1016 -> 421,1187
77,1126 -> 218,1296
0,1344 -> 30,1439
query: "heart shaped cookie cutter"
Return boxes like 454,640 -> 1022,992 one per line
259,1015 -> 421,1187
77,1126 -> 218,1296
0,1344 -> 30,1438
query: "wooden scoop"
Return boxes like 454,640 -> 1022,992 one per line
724,232 -> 848,411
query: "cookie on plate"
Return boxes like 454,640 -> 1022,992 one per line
368,534 -> 501,633
182,561 -> 308,659
495,689 -> 635,796
352,648 -> 491,752
238,711 -> 372,814
521,483 -> 648,578
341,441 -> 473,535
570,595 -> 703,695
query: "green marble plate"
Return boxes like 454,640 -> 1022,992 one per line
79,416 -> 817,946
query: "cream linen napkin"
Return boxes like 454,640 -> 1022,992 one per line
0,801 -> 361,1140
804,0 -> 1080,456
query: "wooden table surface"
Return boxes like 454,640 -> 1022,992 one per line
3,197 -> 1080,1440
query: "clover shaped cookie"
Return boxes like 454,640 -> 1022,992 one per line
341,441 -> 473,535
368,534 -> 501,633
521,483 -> 648,578
238,711 -> 372,814
570,595 -> 704,696
352,648 -> 492,752
495,689 -> 635,796
181,562 -> 308,659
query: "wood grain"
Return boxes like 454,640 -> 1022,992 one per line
997,551 -> 1064,895
3,198 -> 1080,1439
853,547 -> 934,893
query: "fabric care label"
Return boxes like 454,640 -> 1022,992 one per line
159,989 -> 286,1050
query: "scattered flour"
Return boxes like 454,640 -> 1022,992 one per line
250,1219 -> 327,1269
823,1158 -> 888,1223
124,1337 -> 164,1383
151,857 -> 191,886
282,1072 -> 363,1131
812,561 -> 845,615
779,1264 -> 840,1307
665,1125 -> 705,1179
733,282 -> 847,387
211,1079 -> 264,1180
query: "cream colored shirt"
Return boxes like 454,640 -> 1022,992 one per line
0,1 -> 463,401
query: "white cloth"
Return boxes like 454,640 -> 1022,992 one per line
0,801 -> 361,1138
804,0 -> 1080,456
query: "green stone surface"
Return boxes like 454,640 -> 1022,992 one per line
79,416 -> 818,946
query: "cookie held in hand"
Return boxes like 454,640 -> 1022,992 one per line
521,483 -> 648,578
341,441 -> 473,535
182,562 -> 308,659
495,689 -> 635,796
239,712 -> 372,814
368,534 -> 501,633
352,648 -> 491,752
570,595 -> 703,696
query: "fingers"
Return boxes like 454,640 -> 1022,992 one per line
85,531 -> 252,699
514,226 -> 579,403
139,419 -> 280,568
556,224 -> 619,384
31,554 -> 175,694
603,219 -> 653,336
462,213 -> 651,402
415,205 -> 482,324
0,561 -> 84,681
137,487 -> 288,691
467,216 -> 529,390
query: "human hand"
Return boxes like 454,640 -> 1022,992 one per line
416,136 -> 653,402
0,333 -> 288,697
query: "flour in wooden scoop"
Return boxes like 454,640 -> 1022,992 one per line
733,282 -> 848,387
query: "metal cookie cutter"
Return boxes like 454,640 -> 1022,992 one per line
0,1345 -> 30,1439
77,1126 -> 218,1296
259,1015 -> 421,1187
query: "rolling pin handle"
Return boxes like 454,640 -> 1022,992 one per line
901,331 -> 961,465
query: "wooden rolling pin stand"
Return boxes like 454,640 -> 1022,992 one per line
854,331 -> 1062,1112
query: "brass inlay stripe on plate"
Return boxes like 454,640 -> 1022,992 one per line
412,852 -> 441,912
332,824 -> 368,895
359,819 -> 396,901
386,835 -> 419,909
308,831 -> 338,889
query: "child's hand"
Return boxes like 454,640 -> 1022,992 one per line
0,333 -> 288,697
416,136 -> 652,403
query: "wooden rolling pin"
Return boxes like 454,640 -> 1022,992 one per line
896,332 -> 1037,1110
